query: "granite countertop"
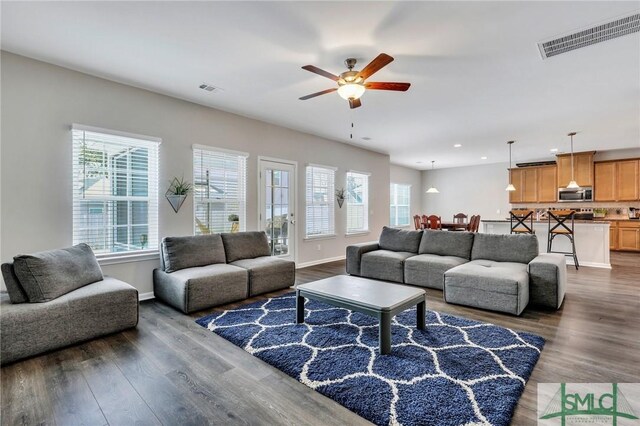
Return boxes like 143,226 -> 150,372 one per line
481,219 -> 612,224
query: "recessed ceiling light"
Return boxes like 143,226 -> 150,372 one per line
362,136 -> 371,141
550,148 -> 558,152
481,156 -> 488,160
454,144 -> 462,148
416,161 -> 423,164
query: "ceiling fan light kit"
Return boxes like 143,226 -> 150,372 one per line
300,53 -> 410,109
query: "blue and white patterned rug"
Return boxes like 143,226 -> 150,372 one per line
196,293 -> 544,426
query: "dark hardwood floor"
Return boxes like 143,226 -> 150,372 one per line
2,252 -> 639,426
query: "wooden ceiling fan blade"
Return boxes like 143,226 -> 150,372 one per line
365,82 -> 411,91
302,65 -> 339,81
349,98 -> 362,109
357,53 -> 394,80
299,88 -> 337,100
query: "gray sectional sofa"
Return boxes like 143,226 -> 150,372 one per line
1,244 -> 138,365
154,231 -> 295,313
347,227 -> 566,315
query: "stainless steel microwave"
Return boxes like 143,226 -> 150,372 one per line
558,187 -> 593,202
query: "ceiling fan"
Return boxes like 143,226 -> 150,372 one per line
299,53 -> 411,109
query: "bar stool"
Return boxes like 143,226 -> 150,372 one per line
547,209 -> 579,270
509,209 -> 535,234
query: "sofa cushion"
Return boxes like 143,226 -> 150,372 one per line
419,230 -> 475,259
444,260 -> 529,315
404,254 -> 468,289
361,250 -> 415,283
154,264 -> 248,313
221,232 -> 271,263
12,244 -> 103,303
378,226 -> 422,253
471,233 -> 539,264
1,263 -> 28,304
162,234 -> 226,273
1,277 -> 138,365
528,253 -> 567,309
230,256 -> 295,296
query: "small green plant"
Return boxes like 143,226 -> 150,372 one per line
167,176 -> 192,195
228,214 -> 239,222
593,208 -> 608,217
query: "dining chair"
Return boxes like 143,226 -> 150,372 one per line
421,215 -> 429,229
413,215 -> 422,230
426,215 -> 442,230
468,215 -> 481,233
453,213 -> 468,224
509,209 -> 535,234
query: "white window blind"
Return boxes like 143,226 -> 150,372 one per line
346,171 -> 369,233
390,183 -> 411,227
193,145 -> 247,235
72,125 -> 160,255
305,165 -> 335,238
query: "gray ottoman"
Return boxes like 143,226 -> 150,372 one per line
444,260 -> 530,315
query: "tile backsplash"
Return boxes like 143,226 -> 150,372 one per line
511,202 -> 640,219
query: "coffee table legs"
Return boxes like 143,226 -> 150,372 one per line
379,312 -> 392,355
296,291 -> 305,324
417,299 -> 426,330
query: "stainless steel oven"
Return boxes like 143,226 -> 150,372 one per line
558,186 -> 593,202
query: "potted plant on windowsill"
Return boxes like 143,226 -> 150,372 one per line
166,176 -> 192,213
336,188 -> 346,208
228,214 -> 240,232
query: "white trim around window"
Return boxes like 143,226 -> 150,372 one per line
390,183 -> 412,228
346,171 -> 369,234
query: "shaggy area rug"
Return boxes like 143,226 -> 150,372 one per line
196,293 -> 544,426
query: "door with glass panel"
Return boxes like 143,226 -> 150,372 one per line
258,159 -> 296,261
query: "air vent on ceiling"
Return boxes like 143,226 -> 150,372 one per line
537,12 -> 640,59
199,83 -> 222,93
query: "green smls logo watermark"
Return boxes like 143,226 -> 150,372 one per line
538,383 -> 639,425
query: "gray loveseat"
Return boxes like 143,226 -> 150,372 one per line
346,227 -> 566,315
1,244 -> 139,365
153,231 -> 295,313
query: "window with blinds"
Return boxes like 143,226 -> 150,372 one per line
305,165 -> 335,238
193,145 -> 247,235
72,125 -> 160,256
390,183 -> 411,227
346,171 -> 369,233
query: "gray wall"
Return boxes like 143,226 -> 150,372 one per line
422,162 -> 512,223
1,52 -> 391,294
390,164 -> 422,226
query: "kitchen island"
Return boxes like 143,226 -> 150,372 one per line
482,219 -> 610,268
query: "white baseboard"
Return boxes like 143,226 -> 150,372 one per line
296,255 -> 346,269
139,292 -> 155,301
569,260 -> 611,269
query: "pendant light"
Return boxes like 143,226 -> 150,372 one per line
425,161 -> 440,194
566,132 -> 580,189
505,140 -> 516,192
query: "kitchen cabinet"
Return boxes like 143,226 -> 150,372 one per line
509,164 -> 557,203
594,159 -> 640,202
557,151 -> 594,188
609,222 -> 618,250
611,221 -> 640,252
537,165 -> 557,202
616,160 -> 640,201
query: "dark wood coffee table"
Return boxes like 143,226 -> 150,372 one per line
295,275 -> 426,355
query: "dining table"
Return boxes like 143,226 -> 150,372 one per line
420,220 -> 469,231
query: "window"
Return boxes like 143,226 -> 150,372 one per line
346,171 -> 369,234
72,124 -> 160,256
305,165 -> 335,238
193,145 -> 247,234
390,183 -> 411,227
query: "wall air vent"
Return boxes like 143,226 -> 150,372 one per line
537,12 -> 640,59
199,83 -> 222,93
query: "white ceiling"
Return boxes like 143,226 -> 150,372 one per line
2,1 -> 639,170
